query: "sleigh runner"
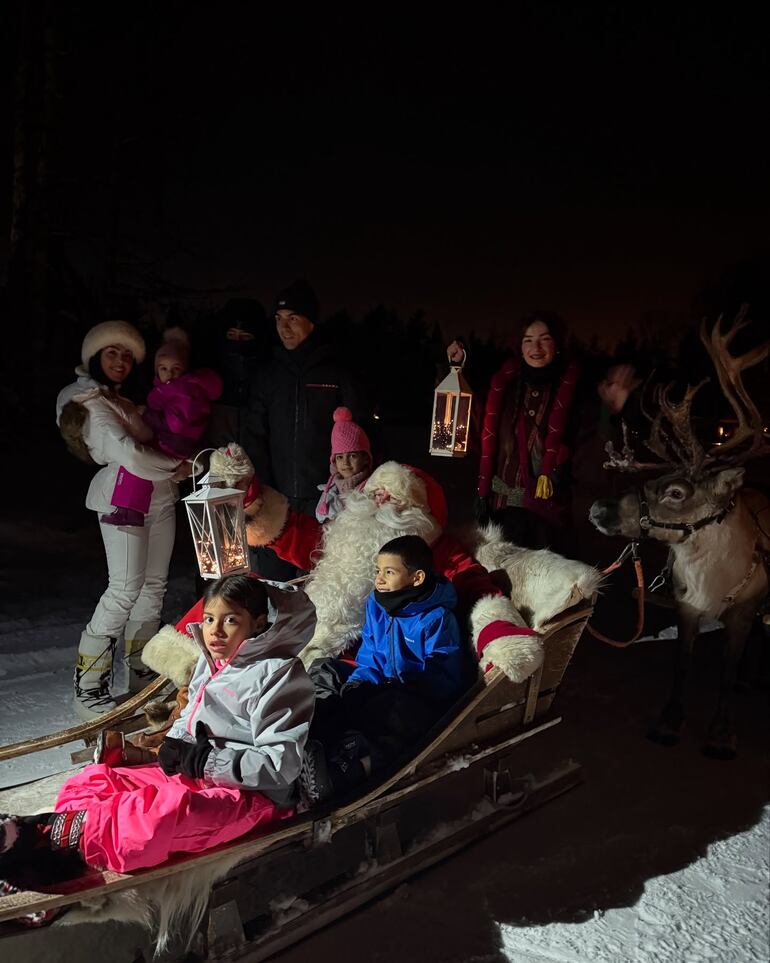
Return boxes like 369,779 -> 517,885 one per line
0,561 -> 594,960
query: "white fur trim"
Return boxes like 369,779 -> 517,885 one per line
474,522 -> 603,629
482,634 -> 544,683
209,444 -> 255,488
81,320 -> 146,366
141,624 -> 199,687
364,460 -> 429,510
469,593 -> 543,683
469,593 -> 530,633
245,485 -> 290,546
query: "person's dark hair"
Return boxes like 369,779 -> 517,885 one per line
203,574 -> 269,618
514,310 -> 568,355
378,535 -> 434,575
87,350 -> 141,397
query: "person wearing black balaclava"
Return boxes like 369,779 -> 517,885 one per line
203,298 -> 270,450
243,279 -> 365,581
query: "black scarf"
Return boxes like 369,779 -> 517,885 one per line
521,357 -> 563,386
374,576 -> 436,616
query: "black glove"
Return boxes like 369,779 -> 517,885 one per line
177,722 -> 213,780
157,736 -> 185,776
158,723 -> 213,779
473,494 -> 490,526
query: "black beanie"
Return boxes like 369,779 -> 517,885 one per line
273,280 -> 320,325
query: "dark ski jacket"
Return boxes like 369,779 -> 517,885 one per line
347,577 -> 468,702
244,331 -> 363,512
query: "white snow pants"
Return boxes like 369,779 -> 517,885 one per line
86,501 -> 177,639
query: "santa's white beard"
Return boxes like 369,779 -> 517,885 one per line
303,491 -> 442,658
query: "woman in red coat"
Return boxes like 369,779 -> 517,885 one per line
449,312 -> 581,551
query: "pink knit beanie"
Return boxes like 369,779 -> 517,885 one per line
330,407 -> 371,464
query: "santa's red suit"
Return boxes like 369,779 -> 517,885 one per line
144,461 -> 542,686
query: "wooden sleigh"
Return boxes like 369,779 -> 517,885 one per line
0,579 -> 594,962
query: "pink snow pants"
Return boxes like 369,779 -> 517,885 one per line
55,764 -> 291,873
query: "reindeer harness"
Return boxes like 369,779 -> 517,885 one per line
636,488 -> 736,541
637,489 -> 768,612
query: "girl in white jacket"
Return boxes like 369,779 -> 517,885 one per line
56,321 -> 188,720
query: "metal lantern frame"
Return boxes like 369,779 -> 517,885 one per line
183,450 -> 250,580
429,362 -> 473,458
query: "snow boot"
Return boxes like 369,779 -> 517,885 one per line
327,729 -> 374,790
74,631 -> 117,721
297,740 -> 335,811
124,619 -> 160,694
100,507 -> 145,527
0,813 -> 86,890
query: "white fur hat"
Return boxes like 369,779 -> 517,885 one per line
81,320 -> 146,367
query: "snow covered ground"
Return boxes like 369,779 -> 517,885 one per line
1,513 -> 768,962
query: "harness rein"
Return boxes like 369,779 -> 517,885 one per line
587,492 -> 761,648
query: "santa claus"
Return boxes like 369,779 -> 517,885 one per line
143,448 -> 543,688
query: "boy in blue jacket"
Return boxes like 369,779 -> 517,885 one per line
300,535 -> 475,806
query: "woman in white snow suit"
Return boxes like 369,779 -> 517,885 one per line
0,576 -> 314,890
56,321 -> 188,720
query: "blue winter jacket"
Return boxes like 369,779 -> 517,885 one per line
347,577 -> 467,702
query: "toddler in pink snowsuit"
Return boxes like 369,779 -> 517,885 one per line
102,328 -> 223,527
0,576 -> 315,883
315,407 -> 373,522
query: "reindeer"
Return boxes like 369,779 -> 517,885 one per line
589,308 -> 770,758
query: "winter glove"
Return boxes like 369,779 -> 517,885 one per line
157,736 -> 186,776
176,722 -> 213,780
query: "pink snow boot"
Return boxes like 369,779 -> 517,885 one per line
100,507 -> 145,527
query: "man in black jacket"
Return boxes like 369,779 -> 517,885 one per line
244,279 -> 364,579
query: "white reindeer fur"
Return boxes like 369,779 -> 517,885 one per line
61,849 -> 245,955
670,499 -> 768,620
141,623 -> 199,688
474,523 -> 603,629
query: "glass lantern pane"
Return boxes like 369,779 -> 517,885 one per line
432,392 -> 457,451
185,502 -> 219,578
213,502 -> 249,574
453,394 -> 471,452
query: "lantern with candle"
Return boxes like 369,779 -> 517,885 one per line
429,364 -> 473,457
183,451 -> 250,579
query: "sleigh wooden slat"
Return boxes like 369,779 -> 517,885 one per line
0,676 -> 174,762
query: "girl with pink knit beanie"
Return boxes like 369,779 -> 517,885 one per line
315,407 -> 373,522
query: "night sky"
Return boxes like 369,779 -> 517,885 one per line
2,4 -> 767,346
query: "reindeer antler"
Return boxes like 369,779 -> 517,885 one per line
656,378 -> 710,469
603,420 -> 674,472
701,306 -> 770,462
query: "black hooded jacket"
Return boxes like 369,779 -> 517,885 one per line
243,330 -> 364,513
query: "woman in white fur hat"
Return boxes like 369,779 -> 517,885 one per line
56,321 -> 190,721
